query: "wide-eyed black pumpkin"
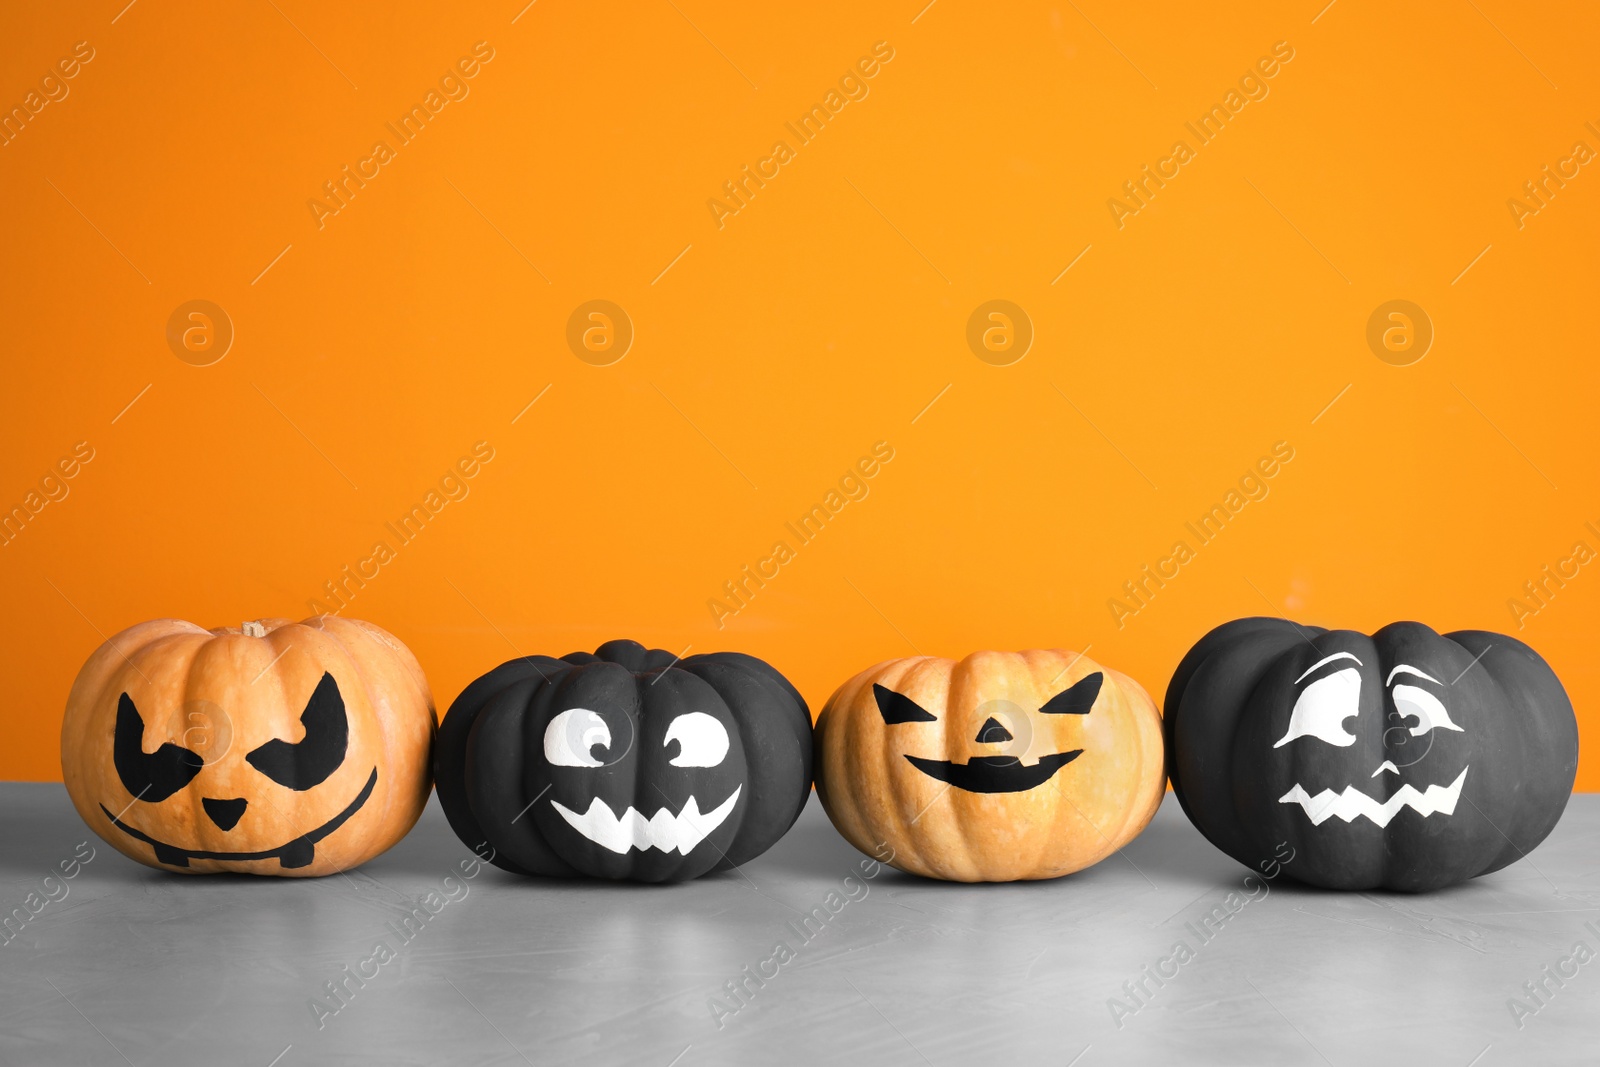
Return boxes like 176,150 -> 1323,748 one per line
1165,617 -> 1578,892
435,640 -> 812,882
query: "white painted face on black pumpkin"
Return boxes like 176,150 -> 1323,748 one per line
540,707 -> 737,855
1272,652 -> 1469,827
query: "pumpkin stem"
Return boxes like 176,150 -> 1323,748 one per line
242,620 -> 267,637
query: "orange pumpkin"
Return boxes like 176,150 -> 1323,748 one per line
60,616 -> 435,877
814,650 -> 1165,881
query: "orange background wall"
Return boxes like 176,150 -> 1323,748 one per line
3,2 -> 1597,786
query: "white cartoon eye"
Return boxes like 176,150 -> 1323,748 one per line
1392,685 -> 1463,736
664,712 -> 729,768
1274,667 -> 1361,748
544,708 -> 611,768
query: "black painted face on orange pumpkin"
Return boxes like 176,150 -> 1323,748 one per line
873,673 -> 1104,793
99,672 -> 376,869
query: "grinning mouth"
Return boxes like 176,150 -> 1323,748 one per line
1278,766 -> 1469,827
551,787 -> 740,855
903,750 -> 1082,794
100,768 -> 377,870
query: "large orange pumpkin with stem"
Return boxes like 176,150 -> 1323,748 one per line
61,616 -> 435,877
814,650 -> 1165,881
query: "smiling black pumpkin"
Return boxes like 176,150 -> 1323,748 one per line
434,640 -> 812,883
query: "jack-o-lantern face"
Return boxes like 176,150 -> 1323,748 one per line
61,617 -> 436,877
1269,651 -> 1470,828
1166,618 -> 1580,891
434,640 -> 812,882
871,671 -> 1103,793
532,665 -> 748,861
100,673 -> 373,869
814,650 -> 1166,882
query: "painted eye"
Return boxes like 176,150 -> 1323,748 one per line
246,672 -> 349,790
1040,672 -> 1103,714
544,708 -> 611,768
1273,667 -> 1361,748
1392,685 -> 1463,736
664,712 -> 729,768
114,693 -> 203,802
873,684 -> 936,724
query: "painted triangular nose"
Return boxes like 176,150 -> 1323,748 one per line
202,797 -> 248,831
975,717 -> 1014,743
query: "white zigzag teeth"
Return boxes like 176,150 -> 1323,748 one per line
1278,767 -> 1469,828
551,787 -> 741,855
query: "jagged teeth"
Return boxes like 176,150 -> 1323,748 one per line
551,787 -> 741,855
1279,767 -> 1469,828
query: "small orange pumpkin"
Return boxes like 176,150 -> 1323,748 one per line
60,616 -> 435,877
814,650 -> 1164,881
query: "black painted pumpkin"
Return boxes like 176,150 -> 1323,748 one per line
1165,618 -> 1578,891
435,640 -> 812,882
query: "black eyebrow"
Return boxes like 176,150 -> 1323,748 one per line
873,684 -> 936,724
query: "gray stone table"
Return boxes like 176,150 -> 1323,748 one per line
2,784 -> 1596,1065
